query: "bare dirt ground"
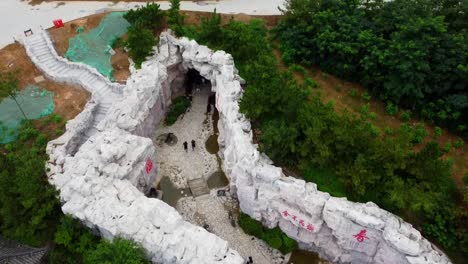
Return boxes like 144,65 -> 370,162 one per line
0,43 -> 89,124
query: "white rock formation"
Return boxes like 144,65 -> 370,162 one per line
25,31 -> 244,264
24,28 -> 452,264
157,32 -> 453,264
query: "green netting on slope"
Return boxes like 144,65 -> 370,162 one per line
0,85 -> 55,144
65,12 -> 130,80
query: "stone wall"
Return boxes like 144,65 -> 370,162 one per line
35,31 -> 244,263
36,27 -> 453,264
159,32 -> 453,264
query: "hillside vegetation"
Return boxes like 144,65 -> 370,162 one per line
275,0 -> 467,139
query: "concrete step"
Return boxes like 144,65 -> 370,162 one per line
188,178 -> 210,197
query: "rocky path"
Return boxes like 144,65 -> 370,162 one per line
177,192 -> 288,264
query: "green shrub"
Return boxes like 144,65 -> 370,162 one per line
360,104 -> 369,115
398,123 -> 413,138
322,72 -> 328,80
289,64 -> 305,74
51,114 -> 62,124
165,96 -> 191,125
400,110 -> 411,122
454,140 -> 464,148
266,236 -> 282,250
412,124 -> 428,144
385,102 -> 398,116
18,126 -> 38,142
280,234 -> 298,254
434,126 -> 442,137
126,26 -> 157,69
348,88 -> 358,97
370,125 -> 380,137
238,213 -> 297,254
304,77 -> 318,88
238,213 -> 263,238
34,133 -> 47,148
124,2 -> 164,30
362,91 -> 371,102
443,143 -> 452,153
385,127 -> 393,135
369,112 -> 376,120
55,129 -> 63,136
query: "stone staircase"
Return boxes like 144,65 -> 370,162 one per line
188,178 -> 210,197
22,30 -> 124,145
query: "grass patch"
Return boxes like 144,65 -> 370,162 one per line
165,96 -> 191,125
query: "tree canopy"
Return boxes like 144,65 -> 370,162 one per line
275,0 -> 468,138
84,237 -> 149,264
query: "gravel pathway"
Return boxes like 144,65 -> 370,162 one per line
153,84 -> 218,189
177,191 -> 289,264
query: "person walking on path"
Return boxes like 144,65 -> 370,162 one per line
183,141 -> 188,152
191,140 -> 196,150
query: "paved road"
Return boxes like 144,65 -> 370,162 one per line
1,0 -> 285,48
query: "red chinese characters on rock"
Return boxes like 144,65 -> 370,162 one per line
281,210 -> 314,232
145,159 -> 153,174
353,229 -> 369,243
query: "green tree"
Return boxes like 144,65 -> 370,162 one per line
124,2 -> 164,31
0,71 -> 27,119
0,124 -> 59,246
84,237 -> 148,264
49,215 -> 99,264
126,26 -> 156,68
168,0 -> 185,36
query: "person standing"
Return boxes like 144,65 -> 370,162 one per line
191,140 -> 196,150
183,141 -> 188,152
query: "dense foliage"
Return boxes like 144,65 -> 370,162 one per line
0,122 -> 59,246
180,12 -> 466,261
125,26 -> 157,68
275,0 -> 468,138
165,96 -> 191,125
239,213 -> 298,254
168,0 -> 185,36
49,215 -> 99,263
84,237 -> 149,264
123,3 -> 164,68
124,2 -> 164,30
